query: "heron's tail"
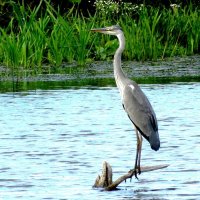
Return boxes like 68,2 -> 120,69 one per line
149,131 -> 160,151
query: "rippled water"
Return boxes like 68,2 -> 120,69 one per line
0,83 -> 200,200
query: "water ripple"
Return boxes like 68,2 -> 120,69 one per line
0,83 -> 200,199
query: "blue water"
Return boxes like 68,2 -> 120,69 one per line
0,83 -> 200,199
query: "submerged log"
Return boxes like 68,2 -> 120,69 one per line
93,161 -> 169,191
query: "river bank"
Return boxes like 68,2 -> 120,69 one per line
0,55 -> 200,91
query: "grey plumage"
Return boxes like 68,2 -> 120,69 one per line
122,80 -> 160,151
91,25 -> 160,178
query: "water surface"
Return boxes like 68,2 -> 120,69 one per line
0,83 -> 200,199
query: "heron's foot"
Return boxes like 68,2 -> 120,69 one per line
129,169 -> 138,181
137,166 -> 141,175
134,166 -> 141,179
129,167 -> 141,180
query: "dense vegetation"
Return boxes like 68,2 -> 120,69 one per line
0,0 -> 199,78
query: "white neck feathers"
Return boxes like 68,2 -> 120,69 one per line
113,32 -> 126,97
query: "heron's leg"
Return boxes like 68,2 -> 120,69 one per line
134,128 -> 139,173
137,130 -> 143,174
134,128 -> 143,179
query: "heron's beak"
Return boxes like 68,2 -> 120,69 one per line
91,27 -> 107,33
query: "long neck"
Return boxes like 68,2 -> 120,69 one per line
114,32 -> 126,93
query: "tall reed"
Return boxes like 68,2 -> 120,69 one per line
73,12 -> 96,66
120,7 -> 162,61
0,1 -> 199,79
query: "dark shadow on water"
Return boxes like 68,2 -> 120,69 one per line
1,76 -> 200,92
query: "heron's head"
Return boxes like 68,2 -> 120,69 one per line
91,25 -> 122,36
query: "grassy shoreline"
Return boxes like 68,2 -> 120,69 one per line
0,55 -> 200,92
0,1 -> 199,80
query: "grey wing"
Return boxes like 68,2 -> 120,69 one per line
122,83 -> 159,147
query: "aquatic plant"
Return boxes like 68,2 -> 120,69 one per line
73,12 -> 96,66
0,0 -> 199,79
119,7 -> 162,61
93,2 -> 200,61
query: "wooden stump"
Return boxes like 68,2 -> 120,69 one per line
93,161 -> 169,191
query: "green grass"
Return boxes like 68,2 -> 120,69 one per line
119,7 -> 162,61
0,1 -> 199,79
117,5 -> 199,61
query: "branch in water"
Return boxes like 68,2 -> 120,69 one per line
93,161 -> 169,191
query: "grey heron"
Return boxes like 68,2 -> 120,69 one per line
91,25 -> 160,179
